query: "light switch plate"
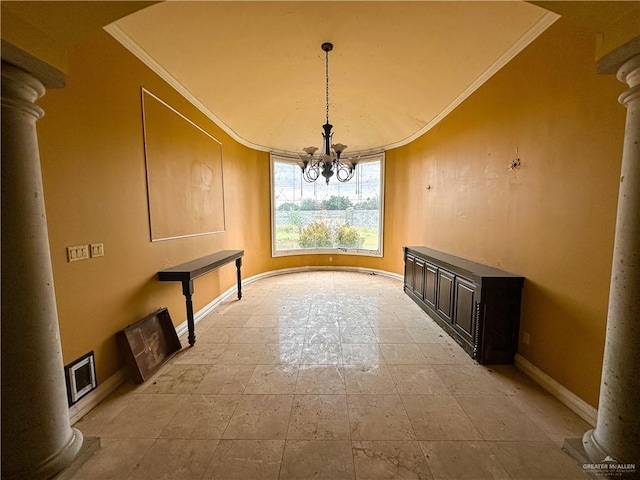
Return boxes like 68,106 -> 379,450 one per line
90,243 -> 104,258
67,245 -> 89,262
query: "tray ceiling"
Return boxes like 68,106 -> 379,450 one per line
109,1 -> 557,154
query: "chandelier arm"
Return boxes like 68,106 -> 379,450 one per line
335,162 -> 356,182
302,165 -> 320,183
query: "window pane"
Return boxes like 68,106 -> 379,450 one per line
272,154 -> 383,256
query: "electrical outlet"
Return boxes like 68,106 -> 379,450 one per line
523,332 -> 530,345
90,243 -> 104,258
67,245 -> 89,262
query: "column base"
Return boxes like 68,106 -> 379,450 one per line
3,428 -> 84,480
579,430 -> 639,479
583,429 -> 614,464
52,436 -> 100,480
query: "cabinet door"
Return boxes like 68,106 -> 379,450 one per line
437,270 -> 454,322
454,277 -> 476,342
414,258 -> 425,298
424,263 -> 438,309
404,254 -> 415,289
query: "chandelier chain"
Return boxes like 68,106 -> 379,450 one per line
325,48 -> 330,125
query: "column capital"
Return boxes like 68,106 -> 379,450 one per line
617,53 -> 640,84
1,62 -> 45,120
618,54 -> 640,107
598,35 -> 640,75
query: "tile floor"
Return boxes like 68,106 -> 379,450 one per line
70,271 -> 593,480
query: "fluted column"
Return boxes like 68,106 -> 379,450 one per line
1,62 -> 83,479
583,53 -> 640,467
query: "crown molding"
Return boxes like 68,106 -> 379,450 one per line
385,11 -> 560,151
104,23 -> 271,152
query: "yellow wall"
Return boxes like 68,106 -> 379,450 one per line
37,29 -> 389,384
36,18 -> 625,407
37,30 -> 271,382
530,1 -> 640,63
385,18 -> 625,406
1,1 -> 157,75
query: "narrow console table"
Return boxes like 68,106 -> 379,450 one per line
158,249 -> 244,346
404,246 -> 524,364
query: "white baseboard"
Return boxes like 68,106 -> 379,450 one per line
254,265 -> 404,282
175,265 -> 403,335
70,266 -> 403,423
69,366 -> 130,425
514,353 -> 597,427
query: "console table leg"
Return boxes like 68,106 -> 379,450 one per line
236,257 -> 243,300
182,280 -> 196,346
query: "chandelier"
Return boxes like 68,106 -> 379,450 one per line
298,42 -> 358,185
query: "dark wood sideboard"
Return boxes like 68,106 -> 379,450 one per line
403,246 -> 524,364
